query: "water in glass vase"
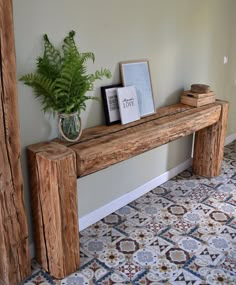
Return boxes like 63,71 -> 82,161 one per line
58,112 -> 82,142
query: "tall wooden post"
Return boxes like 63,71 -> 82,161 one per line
27,143 -> 80,279
0,0 -> 31,284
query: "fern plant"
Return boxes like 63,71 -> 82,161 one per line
20,31 -> 112,114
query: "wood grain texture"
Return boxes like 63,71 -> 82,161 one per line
27,142 -> 80,279
54,104 -> 193,147
192,101 -> 229,177
70,103 -> 222,177
0,1 -> 30,284
180,94 -> 215,107
183,90 -> 214,99
191,84 -> 210,93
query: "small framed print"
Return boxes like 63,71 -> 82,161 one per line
117,86 -> 140,125
101,84 -> 122,125
120,60 -> 155,117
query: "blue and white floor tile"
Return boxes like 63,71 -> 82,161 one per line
22,141 -> 236,284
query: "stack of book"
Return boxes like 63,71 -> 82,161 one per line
181,84 -> 216,107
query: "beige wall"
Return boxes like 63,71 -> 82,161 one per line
226,0 -> 236,135
13,0 -> 235,243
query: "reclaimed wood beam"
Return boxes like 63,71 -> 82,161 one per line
55,103 -> 193,146
70,103 -> 222,177
0,0 -> 30,284
27,143 -> 80,279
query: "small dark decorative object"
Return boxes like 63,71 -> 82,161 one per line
191,84 -> 210,93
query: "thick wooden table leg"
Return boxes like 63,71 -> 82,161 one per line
27,142 -> 80,279
192,101 -> 229,177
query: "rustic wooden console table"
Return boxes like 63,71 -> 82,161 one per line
27,100 -> 228,278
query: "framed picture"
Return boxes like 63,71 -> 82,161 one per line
120,60 -> 155,117
101,84 -> 122,125
117,86 -> 140,125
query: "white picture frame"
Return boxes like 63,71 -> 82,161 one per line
117,86 -> 140,125
120,60 -> 155,117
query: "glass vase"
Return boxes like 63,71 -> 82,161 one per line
58,112 -> 82,142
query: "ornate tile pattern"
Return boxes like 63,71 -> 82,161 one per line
22,142 -> 236,284
21,270 -> 55,284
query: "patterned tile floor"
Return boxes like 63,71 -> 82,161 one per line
22,142 -> 236,285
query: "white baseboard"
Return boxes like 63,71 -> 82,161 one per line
225,132 -> 236,145
79,158 -> 192,231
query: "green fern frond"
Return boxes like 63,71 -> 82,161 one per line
20,73 -> 55,96
20,30 -> 112,114
89,68 -> 112,82
36,56 -> 60,80
81,52 -> 95,63
62,30 -> 79,57
43,34 -> 61,66
20,73 -> 58,112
